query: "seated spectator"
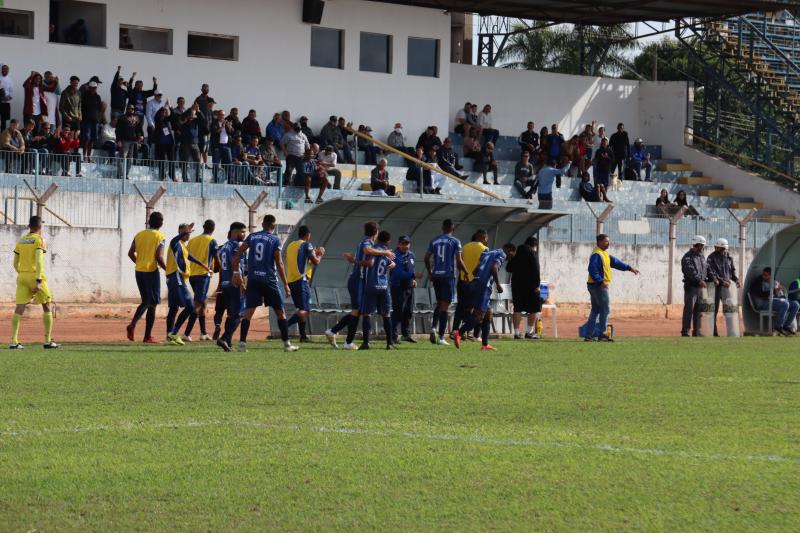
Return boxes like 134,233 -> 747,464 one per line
535,157 -> 569,210
319,115 -> 351,163
655,188 -> 677,215
264,112 -> 283,145
749,267 -> 799,335
592,137 -> 615,188
299,116 -> 316,144
53,125 -> 81,177
629,138 -> 652,181
674,189 -> 700,217
453,102 -> 472,137
371,158 -> 397,196
297,148 -> 328,204
518,121 -> 539,155
462,130 -> 481,159
475,142 -> 498,185
467,104 -> 482,139
514,151 -> 536,199
99,115 -> 117,158
579,174 -> 611,203
22,119 -> 47,173
405,146 -> 440,194
315,144 -> 342,189
244,135 -> 266,183
337,117 -> 354,162
563,135 -> 581,177
356,125 -> 380,166
547,124 -> 564,165
478,104 -> 499,145
1,119 -> 26,172
437,137 -> 466,178
260,137 -> 282,184
416,125 -> 442,153
387,122 -> 414,159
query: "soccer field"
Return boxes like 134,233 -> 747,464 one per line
1,338 -> 798,531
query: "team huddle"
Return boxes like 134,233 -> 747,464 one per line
123,213 -> 517,352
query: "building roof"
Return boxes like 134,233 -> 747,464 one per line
369,0 -> 800,25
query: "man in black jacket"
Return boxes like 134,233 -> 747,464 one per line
506,236 -> 541,339
706,238 -> 740,336
681,235 -> 708,337
110,66 -> 129,119
608,123 -> 630,180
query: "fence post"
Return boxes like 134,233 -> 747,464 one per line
727,207 -> 757,299
23,180 -> 58,220
13,185 -> 18,225
132,183 -> 167,227
667,206 -> 688,305
584,202 -> 615,236
234,189 -> 269,233
34,152 -> 40,189
277,167 -> 283,209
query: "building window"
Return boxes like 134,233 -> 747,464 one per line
408,37 -> 439,78
0,9 -> 34,39
188,32 -> 238,61
360,32 -> 391,74
310,27 -> 343,69
49,0 -> 106,47
119,25 -> 172,55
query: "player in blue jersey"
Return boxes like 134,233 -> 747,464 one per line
424,219 -> 466,345
453,244 -> 516,351
355,230 -> 396,350
215,222 -> 247,352
231,214 -> 298,353
325,221 -> 395,350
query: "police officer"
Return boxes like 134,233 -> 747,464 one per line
390,235 -> 421,343
681,235 -> 708,337
706,238 -> 740,336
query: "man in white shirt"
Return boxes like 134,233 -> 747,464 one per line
478,104 -> 499,145
316,144 -> 342,189
0,64 -> 14,131
453,101 -> 472,137
145,90 -> 165,141
280,123 -> 310,185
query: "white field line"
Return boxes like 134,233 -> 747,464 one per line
1,419 -> 797,465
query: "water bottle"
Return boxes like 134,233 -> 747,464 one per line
535,317 -> 543,336
606,323 -> 614,338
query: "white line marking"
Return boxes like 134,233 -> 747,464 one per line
1,419 -> 797,464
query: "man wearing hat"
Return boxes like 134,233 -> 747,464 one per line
79,80 -> 102,161
79,75 -> 103,95
706,238 -> 740,336
316,143 -> 342,189
164,222 -> 210,345
681,235 -> 708,336
629,138 -> 652,181
298,115 -> 316,144
390,234 -> 421,343
749,267 -> 799,336
145,89 -> 165,141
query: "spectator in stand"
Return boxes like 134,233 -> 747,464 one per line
64,19 -> 89,45
437,137 -> 466,178
592,137 -> 615,189
22,118 -> 51,173
387,122 -> 414,158
416,125 -> 442,153
609,122 -> 630,179
229,133 -> 246,182
655,188 -> 675,215
476,142 -> 498,185
264,112 -> 284,145
179,104 -> 202,182
406,146 -> 439,194
198,99 -> 215,169
535,126 -> 549,169
547,124 -> 564,165
453,101 -> 471,137
280,122 -> 310,185
145,90 -> 165,140
467,104 -> 482,139
356,125 -> 380,166
518,122 -> 538,155
316,144 -> 342,189
152,105 -> 176,181
535,157 -> 568,210
22,119 -> 46,157
79,81 -> 102,161
0,119 -> 25,172
127,74 -> 157,136
280,110 -> 293,132
110,66 -> 129,119
78,75 -> 102,96
244,135 -> 266,183
462,128 -> 481,159
23,71 -> 49,128
41,72 -> 60,128
297,147 -> 328,203
211,109 -> 233,183
370,158 -> 396,196
749,267 -> 799,336
478,104 -> 499,145
514,151 -> 536,199
99,114 -> 117,158
629,138 -> 652,181
260,137 -> 281,183
299,116 -> 316,144
337,117 -> 354,161
115,104 -> 140,161
583,122 -> 596,162
563,135 -> 581,177
226,108 -> 242,134
674,189 -> 701,217
59,76 -> 82,132
579,174 -> 611,203
0,64 -> 13,131
240,109 -> 262,144
319,115 -> 350,163
595,126 -> 606,149
170,97 -> 186,158
53,125 -> 81,176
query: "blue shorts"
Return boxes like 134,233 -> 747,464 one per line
80,121 -> 98,143
361,287 -> 392,315
347,276 -> 365,310
222,285 -> 246,319
135,270 -> 161,306
245,279 -> 284,310
431,276 -> 455,304
167,274 -> 192,308
289,279 -> 311,311
470,280 -> 493,312
189,275 -> 211,303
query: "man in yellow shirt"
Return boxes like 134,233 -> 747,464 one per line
11,216 -> 59,349
126,211 -> 167,344
182,219 -> 218,341
284,225 -> 325,342
452,229 -> 488,336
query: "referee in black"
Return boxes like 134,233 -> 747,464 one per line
506,236 -> 541,339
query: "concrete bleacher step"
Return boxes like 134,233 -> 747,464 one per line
677,176 -> 714,185
657,162 -> 692,172
760,214 -> 796,223
699,188 -> 734,197
730,201 -> 764,209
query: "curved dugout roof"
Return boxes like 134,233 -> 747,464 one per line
286,197 -> 567,287
369,0 -> 800,25
743,223 -> 800,334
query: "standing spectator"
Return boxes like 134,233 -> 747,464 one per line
0,119 -> 25,172
582,122 -> 596,162
226,107 -> 242,134
79,81 -> 102,161
547,124 -> 564,165
749,267 -> 799,335
260,137 -> 282,184
506,236 -> 542,339
514,151 -> 536,199
110,66 -> 129,119
115,104 -> 141,161
280,122 -> 310,185
592,137 -> 615,189
416,126 -> 442,153
23,71 -> 49,127
127,74 -> 157,135
145,90 -> 165,140
608,122 -> 630,179
78,75 -> 103,95
595,126 -> 606,149
194,84 -> 211,115
316,144 -> 342,189
64,19 -> 89,45
476,142 -> 498,185
42,71 -> 61,128
241,109 -> 262,144
390,235 -> 421,343
581,234 -> 639,341
99,115 -> 118,158
406,146 -> 436,194
178,104 -> 202,182
296,148 -> 328,204
198,99 -> 215,169
211,109 -> 233,183
264,112 -> 284,145
0,64 -> 13,131
152,106 -> 176,181
518,121 -> 539,155
170,97 -> 186,158
280,110 -> 293,132
453,101 -> 471,136
319,115 -> 350,163
478,104 -> 499,145
437,138 -> 466,178
706,238 -> 740,336
370,158 -> 396,196
535,158 -> 568,210
337,117 -> 354,160
629,138 -> 652,181
681,235 -> 708,337
53,125 -> 81,176
298,116 -> 315,144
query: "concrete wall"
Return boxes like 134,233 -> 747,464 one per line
638,81 -> 691,156
0,0 -> 451,141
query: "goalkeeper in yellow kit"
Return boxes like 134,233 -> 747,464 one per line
11,215 -> 59,349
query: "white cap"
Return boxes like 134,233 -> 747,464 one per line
715,238 -> 729,249
691,235 -> 707,246
88,81 -> 98,88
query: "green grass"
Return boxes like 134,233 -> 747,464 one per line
1,337 -> 799,531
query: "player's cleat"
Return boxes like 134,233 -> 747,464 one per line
299,336 -> 314,343
514,333 -> 522,340
465,333 -> 478,342
143,336 -> 159,344
324,329 -> 338,348
598,335 -> 614,342
437,338 -> 450,346
584,337 -> 596,342
126,323 -> 135,342
401,336 -> 417,343
358,343 -> 371,351
480,344 -> 497,351
167,333 -> 185,346
212,325 -> 221,340
284,343 -> 299,352
199,334 -> 212,341
216,339 -> 231,352
342,343 -> 359,351
525,333 -> 539,340
429,329 -> 439,344
43,341 -> 61,349
181,335 -> 193,343
8,343 -> 24,350
453,331 -> 462,349
386,343 -> 399,350
238,341 -> 247,352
